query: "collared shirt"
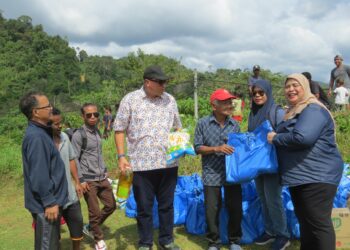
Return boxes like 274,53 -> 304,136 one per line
58,132 -> 78,208
194,114 -> 240,186
114,87 -> 182,171
71,125 -> 107,182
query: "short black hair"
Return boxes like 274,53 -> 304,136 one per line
19,91 -> 44,120
52,107 -> 61,116
80,103 -> 97,114
302,72 -> 312,81
104,105 -> 112,112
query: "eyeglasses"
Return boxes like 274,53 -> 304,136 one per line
148,79 -> 168,85
253,90 -> 265,96
35,104 -> 52,110
85,112 -> 100,119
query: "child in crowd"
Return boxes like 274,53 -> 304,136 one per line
334,78 -> 349,111
102,106 -> 113,139
231,90 -> 245,122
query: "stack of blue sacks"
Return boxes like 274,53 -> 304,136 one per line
125,164 -> 350,244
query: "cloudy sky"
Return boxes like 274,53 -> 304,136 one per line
2,0 -> 350,82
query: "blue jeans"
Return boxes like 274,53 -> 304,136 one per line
255,173 -> 289,238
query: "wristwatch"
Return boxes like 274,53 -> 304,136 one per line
117,154 -> 126,160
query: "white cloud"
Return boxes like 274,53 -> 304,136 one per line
2,0 -> 350,82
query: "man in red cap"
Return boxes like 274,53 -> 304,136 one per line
194,89 -> 243,250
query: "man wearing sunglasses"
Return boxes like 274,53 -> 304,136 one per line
20,92 -> 68,250
71,103 -> 116,250
114,65 -> 182,250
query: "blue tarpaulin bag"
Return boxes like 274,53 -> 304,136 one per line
242,181 -> 258,201
219,198 -> 264,244
125,189 -> 160,228
185,194 -> 206,235
226,120 -> 278,183
334,164 -> 350,208
282,187 -> 300,238
174,191 -> 188,225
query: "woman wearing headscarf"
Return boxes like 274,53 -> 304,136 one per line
267,74 -> 343,250
248,79 -> 290,250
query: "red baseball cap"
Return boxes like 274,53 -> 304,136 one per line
210,89 -> 235,103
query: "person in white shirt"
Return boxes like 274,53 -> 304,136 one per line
334,78 -> 349,110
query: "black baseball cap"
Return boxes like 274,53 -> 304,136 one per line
143,65 -> 170,81
253,65 -> 260,71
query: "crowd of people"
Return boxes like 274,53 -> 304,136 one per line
19,55 -> 349,250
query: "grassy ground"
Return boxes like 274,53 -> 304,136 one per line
0,178 -> 300,250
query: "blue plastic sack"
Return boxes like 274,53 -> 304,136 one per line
285,200 -> 300,238
226,120 -> 278,183
334,164 -> 350,208
241,181 -> 257,201
240,199 -> 264,244
282,187 -> 300,239
125,189 -> 137,218
185,194 -> 206,235
219,199 -> 264,244
174,191 -> 188,225
125,189 -> 160,228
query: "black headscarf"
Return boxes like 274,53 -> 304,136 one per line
248,79 -> 275,132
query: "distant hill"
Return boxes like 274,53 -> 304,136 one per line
0,13 -> 288,114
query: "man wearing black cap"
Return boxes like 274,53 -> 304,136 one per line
114,65 -> 182,250
328,55 -> 350,96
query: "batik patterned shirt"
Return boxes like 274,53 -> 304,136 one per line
114,87 -> 182,171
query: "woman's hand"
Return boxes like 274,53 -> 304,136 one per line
267,132 -> 276,144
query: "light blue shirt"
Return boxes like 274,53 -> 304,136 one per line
59,132 -> 78,208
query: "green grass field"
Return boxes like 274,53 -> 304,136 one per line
0,177 -> 301,250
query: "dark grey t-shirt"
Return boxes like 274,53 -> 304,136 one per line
331,64 -> 350,88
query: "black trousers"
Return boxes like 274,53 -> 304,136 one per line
32,212 -> 61,250
289,183 -> 337,250
133,167 -> 178,247
204,184 -> 242,246
62,201 -> 84,240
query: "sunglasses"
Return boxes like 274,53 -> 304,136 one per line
35,103 -> 52,110
253,90 -> 265,96
85,112 -> 100,119
148,79 -> 168,85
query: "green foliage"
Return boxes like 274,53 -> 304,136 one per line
334,110 -> 350,163
63,112 -> 83,128
177,97 -> 212,117
0,135 -> 22,175
0,15 -> 79,109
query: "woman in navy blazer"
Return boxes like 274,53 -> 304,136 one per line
267,73 -> 343,250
